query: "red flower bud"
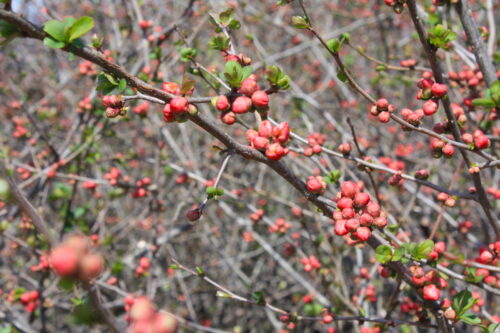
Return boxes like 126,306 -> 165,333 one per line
169,97 -> 188,114
252,136 -> 270,150
272,122 -> 290,144
474,135 -> 490,150
353,226 -> 371,241
251,91 -> 269,108
431,83 -> 447,98
258,120 -> 274,138
215,95 -> 230,111
239,78 -> 258,96
162,82 -> 180,95
232,96 -> 252,114
423,284 -> 441,301
423,100 -> 439,116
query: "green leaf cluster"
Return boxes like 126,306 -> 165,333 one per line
206,186 -> 224,199
96,72 -> 127,95
266,65 -> 290,90
375,240 -> 434,264
43,16 -> 94,48
291,16 -> 309,29
326,33 -> 350,53
179,47 -> 197,62
208,35 -> 230,51
222,60 -> 252,88
452,290 -> 482,326
428,24 -> 456,50
471,81 -> 500,108
324,170 -> 341,184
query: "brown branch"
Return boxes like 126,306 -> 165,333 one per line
454,0 -> 497,86
405,0 -> 500,239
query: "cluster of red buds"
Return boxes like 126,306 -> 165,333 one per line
430,138 -> 456,158
214,76 -> 270,125
383,0 -> 406,14
102,95 -> 126,118
435,192 -> 456,207
400,58 -> 417,68
31,254 -> 50,272
269,218 -> 291,233
224,52 -> 252,66
11,116 -> 29,139
332,181 -> 386,244
124,296 -> 178,333
370,98 -> 396,123
427,241 -> 446,261
300,255 -> 322,272
49,234 -> 104,281
245,120 -> 290,160
337,142 -> 352,155
133,102 -> 149,117
250,209 -> 264,223
399,296 -> 422,314
449,66 -> 485,88
468,242 -> 500,287
131,177 -> 151,198
79,60 -> 98,76
462,130 -> 491,151
162,82 -> 198,123
304,132 -> 327,156
409,265 -> 447,301
306,175 -> 327,194
19,290 -> 40,313
76,96 -> 92,114
104,167 -> 125,185
135,257 -> 151,276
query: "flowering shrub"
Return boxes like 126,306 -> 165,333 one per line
0,0 -> 498,332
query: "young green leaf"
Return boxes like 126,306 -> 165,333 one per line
471,98 -> 495,108
43,37 -> 65,49
68,16 -> 94,42
43,20 -> 66,42
375,245 -> 393,264
291,16 -> 309,29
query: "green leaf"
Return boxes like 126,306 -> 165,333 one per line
241,66 -> 253,80
0,178 -> 11,201
252,291 -> 266,305
452,290 -> 477,317
206,186 -> 217,196
459,313 -> 482,325
0,19 -> 19,38
326,38 -> 341,53
180,77 -> 195,95
375,245 -> 393,264
118,79 -> 127,92
58,277 -> 76,290
227,19 -> 241,30
104,73 -> 119,85
471,98 -> 495,108
44,37 -> 65,48
219,8 -> 234,24
208,35 -> 230,51
485,323 -> 499,333
43,20 -> 66,42
337,71 -> 347,82
195,266 -> 205,276
291,16 -> 309,29
488,80 -> 500,105
392,246 -> 406,262
416,240 -> 434,259
179,47 -> 197,62
68,16 -> 94,42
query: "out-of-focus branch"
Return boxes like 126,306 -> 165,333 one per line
454,0 -> 497,86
